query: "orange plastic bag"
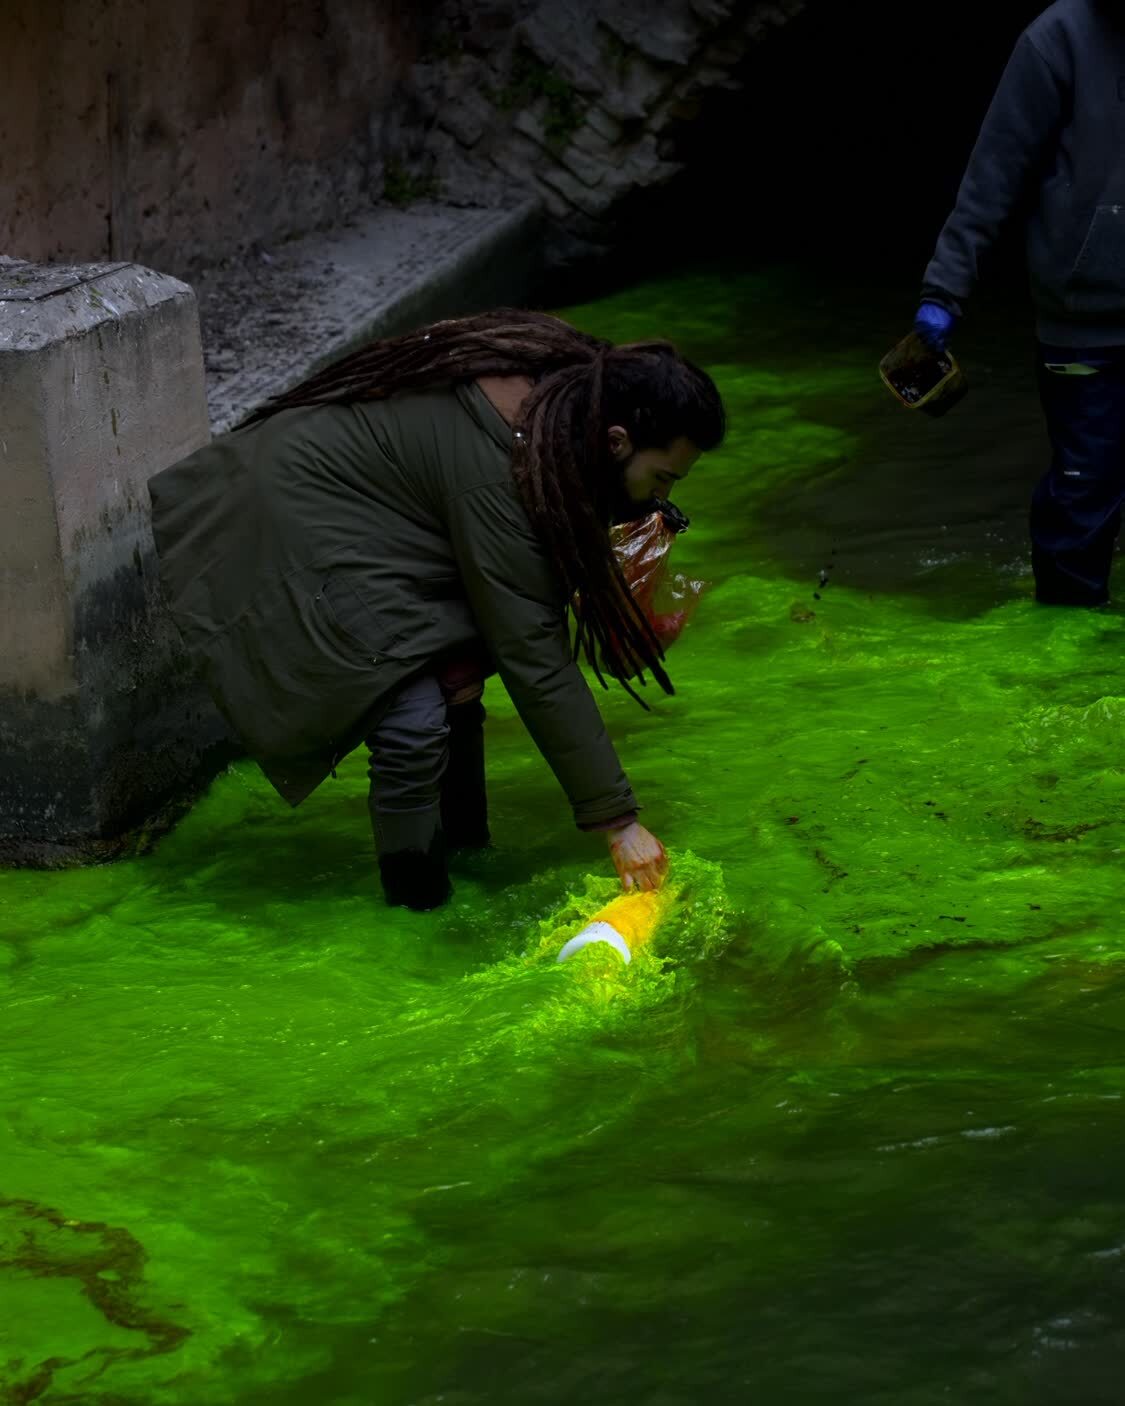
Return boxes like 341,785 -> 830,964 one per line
610,504 -> 707,653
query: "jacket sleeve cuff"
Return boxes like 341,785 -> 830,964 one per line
919,285 -> 964,319
578,810 -> 639,833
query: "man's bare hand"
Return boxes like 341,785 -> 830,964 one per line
607,822 -> 668,892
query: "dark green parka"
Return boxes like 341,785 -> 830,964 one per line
147,381 -> 638,825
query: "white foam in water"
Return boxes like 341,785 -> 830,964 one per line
556,921 -> 632,965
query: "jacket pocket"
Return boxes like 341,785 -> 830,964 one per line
314,574 -> 399,660
1065,205 -> 1125,313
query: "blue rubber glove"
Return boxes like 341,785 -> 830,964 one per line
913,301 -> 957,353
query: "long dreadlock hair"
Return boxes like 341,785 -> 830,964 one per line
247,308 -> 726,701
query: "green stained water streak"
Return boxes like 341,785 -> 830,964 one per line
4,269 -> 1125,1405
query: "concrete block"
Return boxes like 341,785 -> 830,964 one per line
0,260 -> 231,866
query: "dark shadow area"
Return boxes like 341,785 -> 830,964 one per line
632,0 -> 1047,288
537,0 -> 1046,306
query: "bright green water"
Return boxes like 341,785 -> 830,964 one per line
4,270 -> 1125,1405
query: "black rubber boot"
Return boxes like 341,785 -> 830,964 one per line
441,700 -> 490,850
378,835 -> 452,911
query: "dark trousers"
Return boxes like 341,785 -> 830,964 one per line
365,675 -> 488,907
1031,347 -> 1125,606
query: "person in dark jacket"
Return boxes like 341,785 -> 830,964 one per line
914,0 -> 1125,606
148,309 -> 725,911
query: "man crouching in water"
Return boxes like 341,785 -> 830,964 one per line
148,309 -> 725,911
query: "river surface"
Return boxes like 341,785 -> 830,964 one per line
3,264 -> 1124,1405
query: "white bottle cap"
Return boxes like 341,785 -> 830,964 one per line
556,921 -> 632,965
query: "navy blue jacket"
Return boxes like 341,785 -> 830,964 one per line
923,0 -> 1125,346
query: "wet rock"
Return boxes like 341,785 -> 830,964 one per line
405,0 -> 808,263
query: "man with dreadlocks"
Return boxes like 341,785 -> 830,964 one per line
148,309 -> 725,911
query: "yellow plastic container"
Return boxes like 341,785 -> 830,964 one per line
556,889 -> 670,964
879,330 -> 968,417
